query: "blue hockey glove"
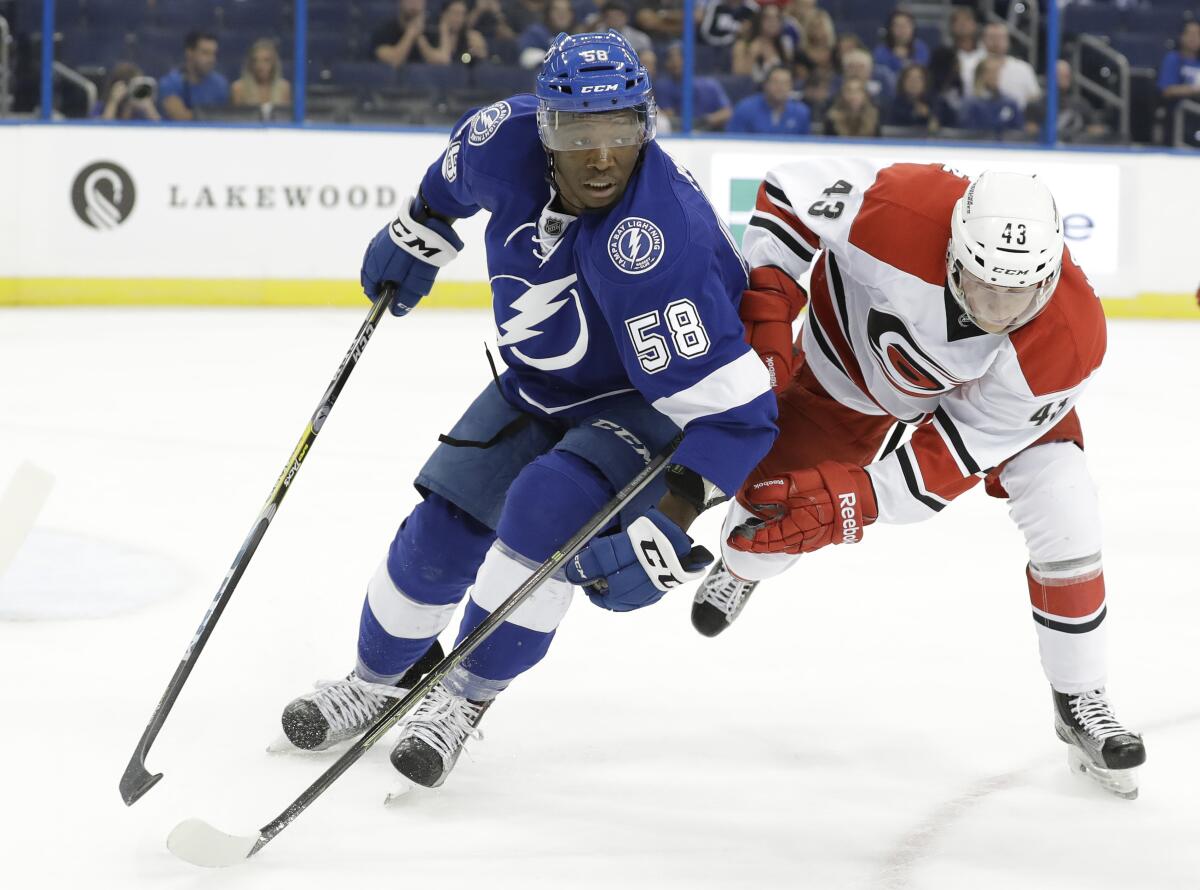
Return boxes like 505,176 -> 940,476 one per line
566,508 -> 714,612
360,195 -> 464,316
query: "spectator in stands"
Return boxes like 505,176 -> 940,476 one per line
885,62 -> 937,132
873,8 -> 929,76
159,31 -> 229,121
518,0 -> 576,68
589,1 -> 654,59
632,0 -> 685,40
837,47 -> 895,107
825,77 -> 880,137
93,62 -> 161,121
733,4 -> 797,81
959,55 -> 1023,134
698,0 -> 757,48
372,0 -> 437,68
1025,59 -> 1109,142
788,0 -> 835,47
727,63 -> 811,134
796,18 -> 838,115
948,4 -> 984,96
505,0 -> 548,36
981,21 -> 1040,109
1158,19 -> 1200,104
231,39 -> 292,111
653,40 -> 733,131
927,43 -> 966,125
468,0 -> 519,64
423,0 -> 488,65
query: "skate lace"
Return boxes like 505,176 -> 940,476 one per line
1070,690 -> 1130,741
405,684 -> 485,765
700,566 -> 755,617
311,676 -> 403,734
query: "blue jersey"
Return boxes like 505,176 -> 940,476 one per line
419,94 -> 776,497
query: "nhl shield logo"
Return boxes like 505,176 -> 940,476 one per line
608,217 -> 665,275
468,101 -> 511,146
442,141 -> 460,182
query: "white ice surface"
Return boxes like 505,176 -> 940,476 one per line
0,309 -> 1197,890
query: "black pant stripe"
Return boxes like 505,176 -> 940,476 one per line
1032,606 -> 1107,634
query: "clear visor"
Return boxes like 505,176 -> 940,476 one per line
948,260 -> 1058,334
537,106 -> 653,152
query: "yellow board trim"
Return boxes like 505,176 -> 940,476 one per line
0,279 -> 1196,318
0,278 -> 493,309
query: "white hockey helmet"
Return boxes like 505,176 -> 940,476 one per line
946,171 -> 1064,334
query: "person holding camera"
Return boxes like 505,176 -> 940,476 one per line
92,62 -> 161,121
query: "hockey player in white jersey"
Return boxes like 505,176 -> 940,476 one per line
691,160 -> 1146,798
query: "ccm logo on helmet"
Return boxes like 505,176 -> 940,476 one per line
838,492 -> 860,544
580,84 -> 620,93
992,266 -> 1031,275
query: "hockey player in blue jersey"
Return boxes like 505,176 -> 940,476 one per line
279,31 -> 778,788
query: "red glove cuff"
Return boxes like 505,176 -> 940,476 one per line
741,266 -> 809,323
812,461 -> 877,544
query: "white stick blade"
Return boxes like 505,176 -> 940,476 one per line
167,818 -> 260,868
0,461 -> 55,580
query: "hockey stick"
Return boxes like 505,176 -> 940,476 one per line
165,438 -> 679,867
119,288 -> 393,807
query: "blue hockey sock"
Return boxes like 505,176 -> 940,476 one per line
356,494 -> 494,683
456,451 -> 614,684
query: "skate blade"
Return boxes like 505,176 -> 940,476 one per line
383,781 -> 418,806
1066,746 -> 1139,799
265,734 -> 352,756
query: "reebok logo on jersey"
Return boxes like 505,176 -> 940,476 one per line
468,101 -> 511,146
763,355 -> 777,388
608,217 -> 665,275
838,492 -> 859,544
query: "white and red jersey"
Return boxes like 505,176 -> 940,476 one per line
742,160 -> 1107,523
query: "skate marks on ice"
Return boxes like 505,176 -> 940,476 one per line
0,528 -> 188,619
872,710 -> 1200,890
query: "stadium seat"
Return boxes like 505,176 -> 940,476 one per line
330,60 -> 398,88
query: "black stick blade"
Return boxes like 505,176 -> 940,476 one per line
119,756 -> 162,806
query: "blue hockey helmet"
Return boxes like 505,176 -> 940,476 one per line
535,30 -> 656,152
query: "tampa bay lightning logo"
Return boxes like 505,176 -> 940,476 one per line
608,217 -> 665,275
493,273 -> 589,371
468,101 -> 511,146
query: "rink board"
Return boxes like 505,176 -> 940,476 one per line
1,124 -> 1197,317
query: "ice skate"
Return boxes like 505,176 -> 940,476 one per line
1053,687 -> 1145,799
691,560 -> 758,637
390,681 -> 492,787
277,640 -> 444,752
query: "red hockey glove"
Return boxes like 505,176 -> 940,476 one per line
728,461 -> 878,555
740,266 -> 807,392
